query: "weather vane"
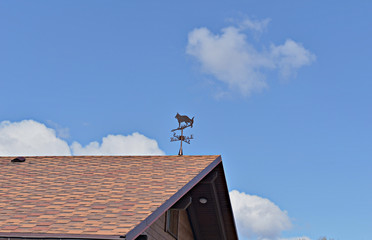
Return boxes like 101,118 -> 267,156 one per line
171,113 -> 194,156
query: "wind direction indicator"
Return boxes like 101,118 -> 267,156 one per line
171,113 -> 194,156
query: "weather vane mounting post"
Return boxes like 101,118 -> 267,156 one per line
171,113 -> 194,156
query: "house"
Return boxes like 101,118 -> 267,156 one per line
0,155 -> 238,240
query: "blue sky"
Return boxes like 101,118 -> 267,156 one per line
1,1 -> 371,239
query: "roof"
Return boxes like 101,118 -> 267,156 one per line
0,155 -> 222,239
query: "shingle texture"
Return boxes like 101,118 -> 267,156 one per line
0,155 -> 219,237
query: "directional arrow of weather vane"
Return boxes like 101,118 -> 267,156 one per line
171,113 -> 194,156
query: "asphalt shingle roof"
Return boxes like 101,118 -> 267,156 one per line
0,155 -> 220,238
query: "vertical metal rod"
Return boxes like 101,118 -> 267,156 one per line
179,128 -> 183,156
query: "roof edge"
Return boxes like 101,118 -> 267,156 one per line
125,155 -> 222,240
0,232 -> 121,239
219,161 -> 240,238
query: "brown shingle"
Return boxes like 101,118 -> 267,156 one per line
0,155 -> 220,237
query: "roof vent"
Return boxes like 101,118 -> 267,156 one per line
11,157 -> 26,163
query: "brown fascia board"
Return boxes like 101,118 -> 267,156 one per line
125,155 -> 222,240
220,162 -> 239,239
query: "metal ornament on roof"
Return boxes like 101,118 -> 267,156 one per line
171,113 -> 194,156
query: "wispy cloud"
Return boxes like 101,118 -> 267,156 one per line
239,18 -> 271,35
46,120 -> 70,139
230,190 -> 292,240
0,120 -> 164,156
280,237 -> 311,240
271,39 -> 315,78
186,17 -> 316,97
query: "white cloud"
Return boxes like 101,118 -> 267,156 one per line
239,18 -> 271,34
271,39 -> 316,78
0,120 -> 164,156
0,120 -> 71,156
46,120 -> 70,139
187,26 -> 271,95
186,18 -> 316,96
71,133 -> 165,156
230,190 -> 292,240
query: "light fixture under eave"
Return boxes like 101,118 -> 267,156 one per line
199,197 -> 208,204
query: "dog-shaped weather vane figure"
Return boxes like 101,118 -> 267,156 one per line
171,113 -> 194,156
